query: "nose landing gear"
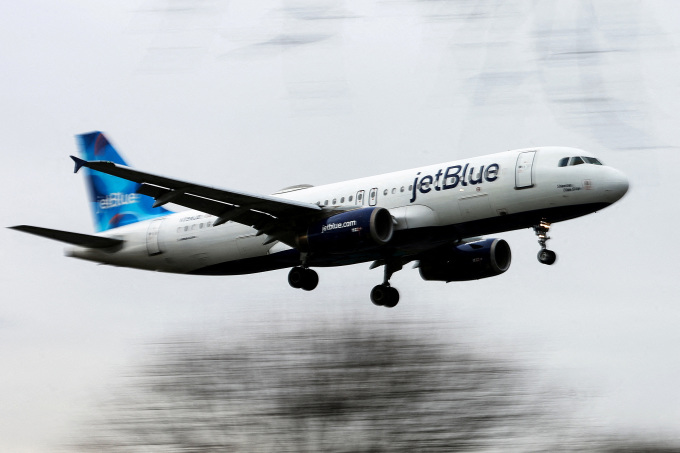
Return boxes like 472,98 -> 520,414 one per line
534,220 -> 557,265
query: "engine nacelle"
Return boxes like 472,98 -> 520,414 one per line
418,238 -> 511,282
298,207 -> 394,254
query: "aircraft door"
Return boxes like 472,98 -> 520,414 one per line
369,187 -> 378,206
146,218 -> 164,256
515,151 -> 536,189
355,190 -> 365,206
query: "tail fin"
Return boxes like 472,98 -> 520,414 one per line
77,131 -> 172,232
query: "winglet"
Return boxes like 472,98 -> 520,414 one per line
70,155 -> 87,174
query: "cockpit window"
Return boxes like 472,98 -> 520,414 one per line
558,156 -> 605,167
583,156 -> 603,165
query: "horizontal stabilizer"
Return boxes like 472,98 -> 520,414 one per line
9,225 -> 123,249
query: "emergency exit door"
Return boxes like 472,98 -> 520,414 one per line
355,190 -> 365,206
368,187 -> 378,206
515,151 -> 536,189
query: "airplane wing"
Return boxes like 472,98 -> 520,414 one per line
70,156 -> 324,245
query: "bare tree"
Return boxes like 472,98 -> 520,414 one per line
70,321 -> 679,452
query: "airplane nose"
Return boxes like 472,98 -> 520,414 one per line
604,168 -> 629,203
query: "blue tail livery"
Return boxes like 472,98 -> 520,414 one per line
77,132 -> 172,232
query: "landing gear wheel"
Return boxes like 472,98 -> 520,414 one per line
288,267 -> 319,290
288,267 -> 304,289
300,269 -> 319,291
383,287 -> 400,308
370,285 -> 386,306
370,284 -> 399,308
537,249 -> 557,265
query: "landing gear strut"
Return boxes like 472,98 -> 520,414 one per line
534,220 -> 557,265
370,261 -> 401,308
288,266 -> 319,291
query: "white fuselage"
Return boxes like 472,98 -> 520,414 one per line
67,146 -> 628,274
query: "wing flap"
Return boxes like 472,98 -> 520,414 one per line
137,183 -> 228,217
136,183 -> 281,229
9,225 -> 123,249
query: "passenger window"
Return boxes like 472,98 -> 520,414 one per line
570,156 -> 585,166
349,195 -> 353,202
383,189 -> 388,196
408,185 -> 413,191
199,223 -> 204,229
558,157 -> 569,167
184,226 -> 188,232
400,186 -> 405,192
207,222 -> 212,227
332,198 -> 337,204
324,200 -> 328,205
341,197 -> 345,203
392,188 -> 396,194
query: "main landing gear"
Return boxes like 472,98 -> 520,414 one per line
370,285 -> 399,308
288,257 -> 402,308
534,220 -> 557,265
370,261 -> 401,308
288,266 -> 319,291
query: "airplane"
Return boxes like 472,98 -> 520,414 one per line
10,131 -> 629,307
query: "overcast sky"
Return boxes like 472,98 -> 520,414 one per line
2,0 -> 680,451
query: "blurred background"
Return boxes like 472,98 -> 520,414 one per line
1,0 -> 679,451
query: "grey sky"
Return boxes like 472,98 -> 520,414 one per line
2,0 -> 680,450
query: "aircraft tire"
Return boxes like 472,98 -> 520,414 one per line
288,267 -> 304,289
301,269 -> 319,291
371,285 -> 387,306
371,284 -> 399,307
383,287 -> 399,308
537,249 -> 557,265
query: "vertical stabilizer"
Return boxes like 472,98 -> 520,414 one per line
77,131 -> 172,232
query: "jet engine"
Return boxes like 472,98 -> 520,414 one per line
418,238 -> 511,282
297,207 -> 394,254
